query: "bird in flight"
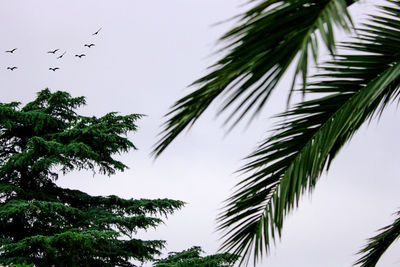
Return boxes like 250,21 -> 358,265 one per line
57,51 -> 66,59
92,27 -> 102,35
7,67 -> 17,71
5,48 -> 17,53
47,49 -> 59,54
75,54 -> 86,58
49,67 -> 60,71
84,44 -> 95,48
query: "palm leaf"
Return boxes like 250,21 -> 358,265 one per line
153,0 -> 356,157
354,210 -> 400,266
218,2 -> 400,264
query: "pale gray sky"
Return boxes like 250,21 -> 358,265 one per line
1,0 -> 399,266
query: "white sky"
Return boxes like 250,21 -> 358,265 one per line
1,0 -> 399,266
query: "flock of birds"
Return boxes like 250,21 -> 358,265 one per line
5,27 -> 102,72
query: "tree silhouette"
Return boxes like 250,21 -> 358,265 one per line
0,89 -> 184,266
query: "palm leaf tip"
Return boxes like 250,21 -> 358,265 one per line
354,210 -> 400,267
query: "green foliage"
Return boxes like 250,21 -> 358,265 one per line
2,262 -> 34,267
153,246 -> 238,267
218,2 -> 400,264
0,89 -> 184,266
355,210 -> 400,267
153,0 -> 356,157
154,0 -> 400,266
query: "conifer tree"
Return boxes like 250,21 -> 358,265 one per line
0,89 -> 184,266
153,246 -> 238,267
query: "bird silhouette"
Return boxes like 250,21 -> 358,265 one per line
7,67 -> 17,71
49,67 -> 60,71
5,48 -> 17,53
75,54 -> 86,58
57,51 -> 66,59
92,27 -> 102,35
47,49 -> 59,54
84,44 -> 95,48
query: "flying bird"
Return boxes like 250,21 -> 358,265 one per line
57,51 -> 66,59
47,49 -> 59,54
49,67 -> 59,71
5,48 -> 17,53
7,67 -> 17,71
75,54 -> 86,58
92,27 -> 102,35
84,44 -> 95,48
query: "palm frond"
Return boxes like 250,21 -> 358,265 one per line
354,210 -> 400,267
218,2 -> 400,264
153,0 -> 355,157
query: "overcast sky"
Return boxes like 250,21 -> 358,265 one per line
1,0 -> 399,266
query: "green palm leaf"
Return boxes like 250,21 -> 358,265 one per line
354,210 -> 400,266
153,0 -> 355,157
218,2 -> 400,264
